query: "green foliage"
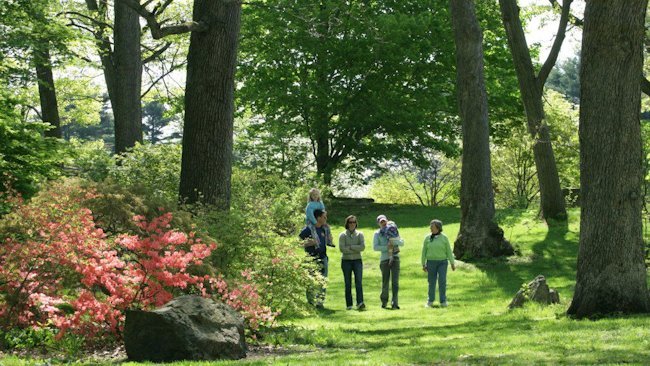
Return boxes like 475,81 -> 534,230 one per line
195,168 -> 322,316
369,155 -> 461,207
108,142 -> 182,203
142,100 -> 180,144
492,90 -> 579,209
0,316 -> 87,360
545,89 -> 580,190
369,174 -> 421,205
492,125 -> 538,209
0,111 -> 64,199
65,138 -> 113,182
546,56 -> 580,104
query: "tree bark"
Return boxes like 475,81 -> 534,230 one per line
450,0 -> 514,260
112,1 -> 143,154
567,0 -> 650,318
178,0 -> 242,209
34,41 -> 62,138
499,0 -> 568,221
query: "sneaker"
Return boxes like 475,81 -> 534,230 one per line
346,306 -> 353,310
315,304 -> 325,310
357,303 -> 366,311
440,302 -> 448,308
381,303 -> 387,309
391,303 -> 400,310
425,301 -> 433,308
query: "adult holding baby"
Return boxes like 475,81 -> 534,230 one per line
373,214 -> 404,309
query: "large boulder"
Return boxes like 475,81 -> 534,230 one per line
508,275 -> 560,309
124,295 -> 246,362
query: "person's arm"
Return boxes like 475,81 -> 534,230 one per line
339,232 -> 352,254
349,232 -> 365,253
373,232 -> 386,252
421,237 -> 428,268
445,236 -> 456,270
299,227 -> 315,247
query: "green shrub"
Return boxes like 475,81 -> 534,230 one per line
108,143 -> 181,203
196,168 -> 322,316
369,174 -> 421,205
0,116 -> 65,202
65,138 -> 114,182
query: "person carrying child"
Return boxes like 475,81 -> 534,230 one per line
373,214 -> 404,309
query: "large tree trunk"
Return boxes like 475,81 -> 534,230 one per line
179,0 -> 242,209
34,41 -> 62,138
450,0 -> 514,260
112,1 -> 143,154
567,0 -> 650,318
499,0 -> 568,221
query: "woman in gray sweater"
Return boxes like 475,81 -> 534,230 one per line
339,215 -> 366,310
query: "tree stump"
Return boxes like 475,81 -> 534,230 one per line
509,275 -> 560,309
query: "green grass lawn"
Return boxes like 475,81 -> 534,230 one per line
3,204 -> 650,365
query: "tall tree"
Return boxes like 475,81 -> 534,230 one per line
238,1 -> 463,186
34,34 -> 62,139
567,0 -> 650,318
0,0 -> 69,138
112,1 -> 143,153
498,0 -> 571,221
72,0 -> 179,153
120,0 -> 241,208
178,0 -> 241,208
450,0 -> 514,259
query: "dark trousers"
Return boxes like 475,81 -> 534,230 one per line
341,259 -> 364,307
380,257 -> 400,306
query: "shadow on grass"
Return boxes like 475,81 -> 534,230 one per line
470,218 -> 578,299
265,313 -> 650,364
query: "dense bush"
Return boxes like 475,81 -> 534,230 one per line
0,115 -> 65,202
65,139 -> 114,182
0,179 -> 275,340
108,143 -> 181,203
199,168 -> 324,316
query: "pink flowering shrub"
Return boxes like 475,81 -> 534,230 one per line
0,179 -> 275,340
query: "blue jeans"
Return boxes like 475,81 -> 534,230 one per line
427,259 -> 448,303
307,256 -> 328,305
341,259 -> 364,307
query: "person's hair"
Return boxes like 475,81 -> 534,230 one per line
308,188 -> 321,202
430,219 -> 443,232
344,215 -> 358,230
314,209 -> 326,220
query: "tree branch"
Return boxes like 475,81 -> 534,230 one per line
537,0 -> 573,89
141,60 -> 187,98
65,11 -> 113,29
142,42 -> 172,64
117,0 -> 208,39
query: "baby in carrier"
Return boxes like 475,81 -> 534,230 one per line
380,220 -> 401,266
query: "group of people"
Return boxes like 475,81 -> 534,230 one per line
298,188 -> 456,310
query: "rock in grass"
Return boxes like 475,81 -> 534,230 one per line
508,275 -> 560,309
124,295 -> 246,362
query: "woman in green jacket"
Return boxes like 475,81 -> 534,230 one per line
421,219 -> 455,307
